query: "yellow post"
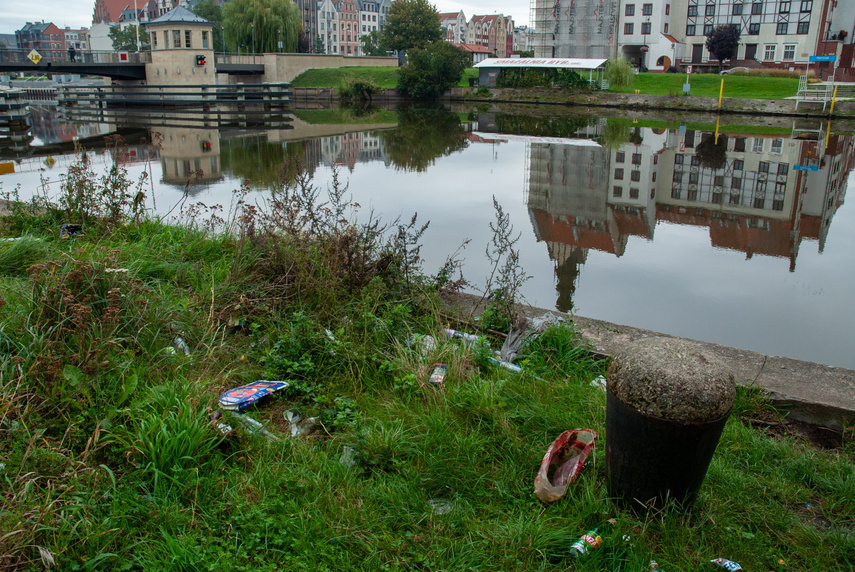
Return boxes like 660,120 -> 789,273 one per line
829,86 -> 838,115
715,114 -> 720,144
718,78 -> 724,109
826,121 -> 831,148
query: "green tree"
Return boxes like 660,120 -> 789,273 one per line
606,57 -> 634,90
109,25 -> 150,51
314,35 -> 325,54
193,0 -> 225,52
223,0 -> 299,54
381,104 -> 469,172
382,0 -> 442,53
706,24 -> 741,71
361,30 -> 387,56
397,41 -> 468,98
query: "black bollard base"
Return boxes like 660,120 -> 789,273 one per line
605,388 -> 730,511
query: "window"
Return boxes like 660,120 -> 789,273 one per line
687,25 -> 696,36
673,172 -> 683,182
706,4 -> 716,17
642,22 -> 652,35
764,44 -> 776,60
783,44 -> 796,59
615,168 -> 625,180
774,181 -> 786,194
665,23 -> 669,33
688,6 -> 698,17
616,151 -> 625,163
779,1 -> 790,14
797,22 -> 809,34
164,30 -> 169,48
173,30 -> 181,48
625,23 -> 634,34
625,4 -> 635,16
613,186 -> 623,197
733,3 -> 743,16
666,4 -> 670,16
714,176 -> 725,187
201,31 -> 208,49
675,154 -> 684,165
773,199 -> 784,211
671,189 -> 682,199
801,1 -> 813,11
778,164 -> 789,176
704,24 -> 714,35
749,23 -> 760,35
631,170 -> 641,182
759,161 -> 770,174
642,4 -> 652,16
776,23 -> 788,35
752,2 -> 763,15
185,30 -> 191,48
630,188 -> 640,199
729,193 -> 741,205
771,140 -> 784,154
689,172 -> 700,184
632,153 -> 642,165
733,159 -> 745,170
732,177 -> 742,190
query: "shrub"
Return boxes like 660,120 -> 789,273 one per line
397,42 -> 469,99
339,74 -> 382,102
607,57 -> 635,90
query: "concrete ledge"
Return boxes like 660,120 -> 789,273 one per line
575,315 -> 855,431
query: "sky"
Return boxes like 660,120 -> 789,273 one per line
0,0 -> 530,35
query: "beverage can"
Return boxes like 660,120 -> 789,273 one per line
428,363 -> 447,384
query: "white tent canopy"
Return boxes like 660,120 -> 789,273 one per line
474,58 -> 608,70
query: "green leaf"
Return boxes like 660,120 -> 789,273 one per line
63,365 -> 83,386
118,373 -> 138,406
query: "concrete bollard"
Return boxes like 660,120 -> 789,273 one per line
605,337 -> 735,510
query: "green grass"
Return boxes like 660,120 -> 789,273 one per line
0,153 -> 853,571
291,66 -> 479,89
611,72 -> 801,100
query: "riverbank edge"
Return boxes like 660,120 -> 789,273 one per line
292,86 -> 855,118
441,292 -> 855,432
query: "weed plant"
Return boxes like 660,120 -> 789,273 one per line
0,149 -> 852,571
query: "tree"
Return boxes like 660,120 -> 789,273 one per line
382,0 -> 442,53
696,133 -> 728,170
606,57 -> 634,90
193,0 -> 225,52
223,0 -> 299,54
314,35 -> 325,54
297,27 -> 311,53
361,30 -> 387,56
109,25 -> 150,51
397,41 -> 469,99
706,24 -> 741,71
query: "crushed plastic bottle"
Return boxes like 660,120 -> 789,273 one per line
710,558 -> 743,571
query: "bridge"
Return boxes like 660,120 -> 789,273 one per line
0,49 -> 269,81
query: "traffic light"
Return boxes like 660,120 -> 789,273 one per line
195,54 -> 206,66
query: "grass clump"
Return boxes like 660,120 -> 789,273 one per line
0,145 -> 853,571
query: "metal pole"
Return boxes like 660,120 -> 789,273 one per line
251,22 -> 255,63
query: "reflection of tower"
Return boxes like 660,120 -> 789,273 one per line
158,126 -> 222,187
553,244 -> 586,313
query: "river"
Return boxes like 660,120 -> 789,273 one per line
1,102 -> 853,369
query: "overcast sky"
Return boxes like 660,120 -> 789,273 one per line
0,0 -> 530,35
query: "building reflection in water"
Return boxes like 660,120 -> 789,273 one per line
475,119 -> 852,312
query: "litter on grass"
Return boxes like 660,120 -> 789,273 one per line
284,409 -> 318,437
218,380 -> 289,411
59,224 -> 83,239
406,334 -> 437,356
444,328 -> 523,374
590,375 -> 606,390
534,428 -> 597,502
229,412 -> 280,441
339,446 -> 357,467
172,337 -> 190,356
428,363 -> 447,384
500,312 -> 565,361
710,558 -> 743,571
428,499 -> 453,515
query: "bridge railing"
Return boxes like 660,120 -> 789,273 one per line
0,49 -> 152,65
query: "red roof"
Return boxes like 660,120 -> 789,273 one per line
93,0 -> 133,24
453,43 -> 492,54
663,34 -> 680,44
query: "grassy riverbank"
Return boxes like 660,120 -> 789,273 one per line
0,150 -> 853,571
291,67 -> 799,100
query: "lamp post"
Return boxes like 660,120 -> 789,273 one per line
134,0 -> 140,53
251,21 -> 255,62
642,17 -> 650,72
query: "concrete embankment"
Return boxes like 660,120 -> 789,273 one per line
441,293 -> 854,431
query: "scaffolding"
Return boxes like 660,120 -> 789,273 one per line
529,0 -> 619,59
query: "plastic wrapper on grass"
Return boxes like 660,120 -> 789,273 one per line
534,428 -> 597,502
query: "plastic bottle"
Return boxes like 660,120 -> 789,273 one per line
568,518 -> 616,558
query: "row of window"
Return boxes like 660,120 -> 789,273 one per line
686,22 -> 809,36
673,173 -> 789,190
670,188 -> 786,211
625,3 -> 656,17
151,30 -> 209,49
688,1 -> 812,17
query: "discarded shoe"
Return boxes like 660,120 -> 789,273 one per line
534,428 -> 597,502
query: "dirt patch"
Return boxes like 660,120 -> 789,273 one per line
740,408 -> 845,450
